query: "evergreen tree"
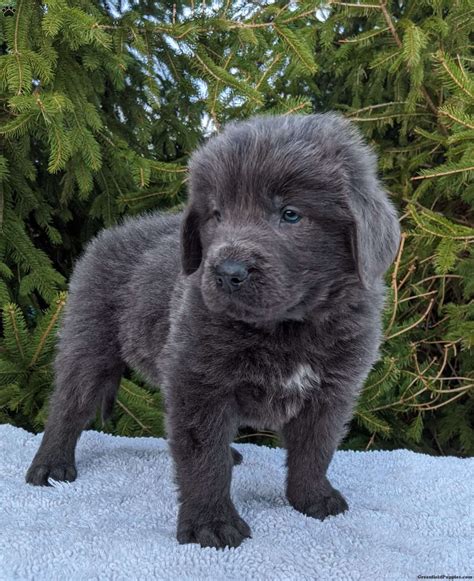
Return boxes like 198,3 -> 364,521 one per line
315,0 -> 473,456
0,1 -> 472,456
0,0 -> 317,437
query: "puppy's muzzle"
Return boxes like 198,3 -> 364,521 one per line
215,259 -> 249,293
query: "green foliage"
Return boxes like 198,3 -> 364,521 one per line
0,295 -> 66,428
0,1 -> 472,456
317,0 -> 473,457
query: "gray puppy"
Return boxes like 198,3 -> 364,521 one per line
26,113 -> 400,549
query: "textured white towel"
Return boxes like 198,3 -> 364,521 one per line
0,424 -> 472,581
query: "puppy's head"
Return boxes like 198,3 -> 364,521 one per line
181,114 -> 400,324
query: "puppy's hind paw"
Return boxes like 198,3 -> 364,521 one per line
26,461 -> 77,486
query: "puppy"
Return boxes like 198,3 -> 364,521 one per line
26,114 -> 400,549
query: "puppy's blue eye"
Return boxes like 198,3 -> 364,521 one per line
281,209 -> 302,224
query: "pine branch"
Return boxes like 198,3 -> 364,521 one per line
378,0 -> 447,133
412,164 -> 474,181
29,293 -> 67,368
436,51 -> 474,100
273,24 -> 317,74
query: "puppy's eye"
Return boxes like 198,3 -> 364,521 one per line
281,209 -> 302,224
213,210 -> 222,222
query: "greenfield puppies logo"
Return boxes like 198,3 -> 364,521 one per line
1,1 -> 16,16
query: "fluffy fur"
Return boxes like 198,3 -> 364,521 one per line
26,113 -> 401,549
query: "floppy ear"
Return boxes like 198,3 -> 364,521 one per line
347,184 -> 401,289
180,206 -> 203,275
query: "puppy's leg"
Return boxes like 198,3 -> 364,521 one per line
168,391 -> 251,549
26,344 -> 124,486
282,395 -> 354,520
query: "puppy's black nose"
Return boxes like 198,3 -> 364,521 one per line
215,260 -> 249,293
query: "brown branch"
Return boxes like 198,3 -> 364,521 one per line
365,433 -> 377,450
385,232 -> 406,335
440,109 -> 474,130
438,54 -> 474,99
384,298 -> 435,341
281,8 -> 319,24
415,274 -> 463,284
116,399 -> 153,435
330,1 -> 381,7
412,390 -> 467,411
397,290 -> 437,305
427,384 -> 473,395
411,166 -> 474,180
398,263 -> 416,289
283,101 -> 312,115
346,102 -> 410,116
29,297 -> 66,368
350,113 -> 428,122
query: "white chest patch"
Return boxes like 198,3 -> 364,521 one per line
282,364 -> 320,394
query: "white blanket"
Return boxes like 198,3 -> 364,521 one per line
0,424 -> 472,580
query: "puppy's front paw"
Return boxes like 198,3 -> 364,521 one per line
177,507 -> 251,549
26,460 -> 77,486
290,486 -> 348,520
304,487 -> 348,520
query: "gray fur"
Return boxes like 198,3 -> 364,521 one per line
26,113 -> 401,549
